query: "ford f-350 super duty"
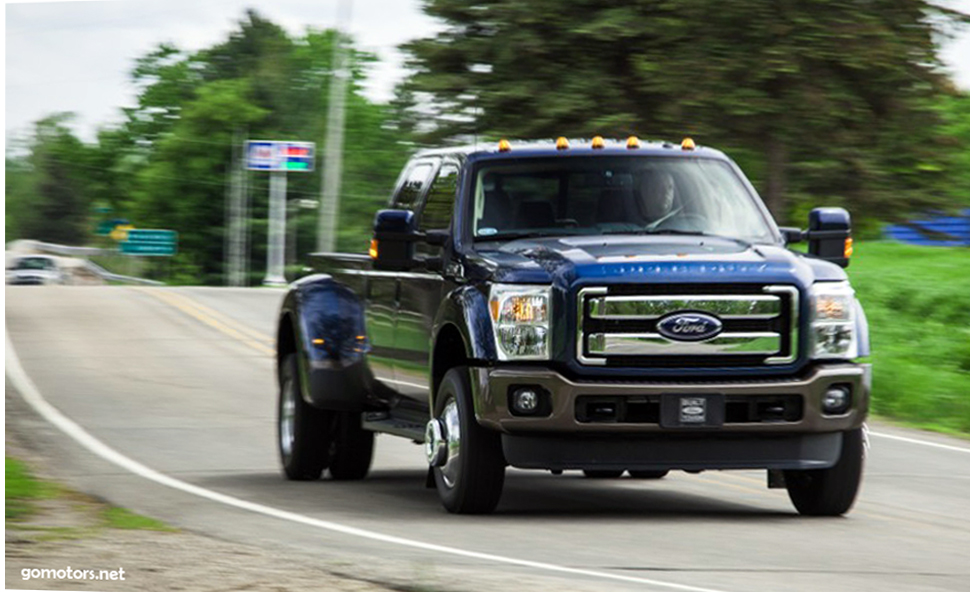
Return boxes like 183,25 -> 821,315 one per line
275,136 -> 870,515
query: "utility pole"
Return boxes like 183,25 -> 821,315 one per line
317,0 -> 352,253
226,128 -> 246,287
263,170 -> 288,286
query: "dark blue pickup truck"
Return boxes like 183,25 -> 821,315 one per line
275,137 -> 870,515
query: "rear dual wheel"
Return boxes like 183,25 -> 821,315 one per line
278,354 -> 373,481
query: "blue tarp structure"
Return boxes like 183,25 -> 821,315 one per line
884,209 -> 970,247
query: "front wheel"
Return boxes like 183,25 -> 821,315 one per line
784,428 -> 865,516
278,354 -> 332,480
432,367 -> 506,514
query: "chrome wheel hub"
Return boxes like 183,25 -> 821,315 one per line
439,399 -> 462,488
280,376 -> 296,458
425,418 -> 448,467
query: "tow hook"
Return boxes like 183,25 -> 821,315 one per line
425,418 -> 448,467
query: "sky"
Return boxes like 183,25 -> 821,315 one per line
3,0 -> 970,146
4,0 -> 444,144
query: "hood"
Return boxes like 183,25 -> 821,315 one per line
474,234 -> 845,288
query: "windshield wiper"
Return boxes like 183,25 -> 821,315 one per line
601,228 -> 753,247
475,231 -> 575,242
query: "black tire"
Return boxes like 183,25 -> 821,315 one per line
328,411 -> 375,481
583,469 -> 624,479
278,354 -> 332,480
627,470 -> 669,479
784,428 -> 864,516
433,366 -> 506,514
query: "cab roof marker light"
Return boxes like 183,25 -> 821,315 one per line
626,136 -> 640,149
681,137 -> 696,151
556,137 -> 570,150
591,136 -> 605,149
497,139 -> 511,152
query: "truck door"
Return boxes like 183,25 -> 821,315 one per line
365,159 -> 436,396
394,160 -> 460,401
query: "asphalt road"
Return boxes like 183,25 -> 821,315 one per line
6,286 -> 970,592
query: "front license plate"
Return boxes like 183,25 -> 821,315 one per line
660,394 -> 725,428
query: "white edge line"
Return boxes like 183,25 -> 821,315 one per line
4,329 -> 729,592
868,431 -> 970,454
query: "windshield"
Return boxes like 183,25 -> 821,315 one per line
15,257 -> 55,271
472,156 -> 775,243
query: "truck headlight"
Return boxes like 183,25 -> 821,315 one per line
809,281 -> 857,360
489,284 -> 551,360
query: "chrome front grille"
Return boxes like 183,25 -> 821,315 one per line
577,285 -> 799,367
589,295 -> 782,320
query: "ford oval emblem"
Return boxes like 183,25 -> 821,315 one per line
656,312 -> 723,342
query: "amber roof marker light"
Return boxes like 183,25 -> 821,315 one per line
497,139 -> 511,152
681,137 -> 696,151
626,136 -> 641,149
556,137 -> 570,150
591,136 -> 605,149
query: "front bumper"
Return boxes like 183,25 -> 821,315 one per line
472,363 -> 869,434
471,363 -> 868,471
501,432 -> 843,471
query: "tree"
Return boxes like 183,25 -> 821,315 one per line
401,0 -> 968,223
5,114 -> 91,244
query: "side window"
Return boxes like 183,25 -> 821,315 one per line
394,162 -> 435,211
416,164 -> 459,257
419,164 -> 460,232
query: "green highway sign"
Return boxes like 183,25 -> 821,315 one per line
120,228 -> 178,256
120,242 -> 177,256
126,229 -> 178,243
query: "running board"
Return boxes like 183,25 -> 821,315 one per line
362,409 -> 427,442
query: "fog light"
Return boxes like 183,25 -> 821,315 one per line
512,388 -> 539,414
822,386 -> 851,415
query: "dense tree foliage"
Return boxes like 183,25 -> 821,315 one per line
400,0 -> 969,226
6,10 -> 411,284
6,114 -> 92,244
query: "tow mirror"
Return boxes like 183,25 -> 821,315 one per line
807,207 -> 852,268
371,209 -> 418,271
370,211 -> 451,271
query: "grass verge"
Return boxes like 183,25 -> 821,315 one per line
848,242 -> 970,434
5,456 -> 177,533
6,456 -> 57,520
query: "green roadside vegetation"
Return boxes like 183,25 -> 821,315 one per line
102,507 -> 174,531
5,456 -> 176,535
848,242 -> 970,434
6,456 -> 58,520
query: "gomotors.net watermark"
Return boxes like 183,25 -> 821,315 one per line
22,567 -> 125,582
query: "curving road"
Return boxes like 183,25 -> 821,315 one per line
6,286 -> 970,592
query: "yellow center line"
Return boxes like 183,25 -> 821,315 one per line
158,289 -> 275,345
139,288 -> 275,357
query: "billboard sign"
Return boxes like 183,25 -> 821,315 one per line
246,141 -> 316,172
